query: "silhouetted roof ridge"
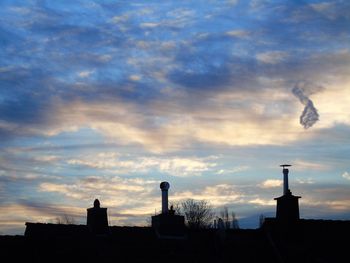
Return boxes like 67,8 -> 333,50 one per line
25,222 -> 87,226
299,218 -> 350,223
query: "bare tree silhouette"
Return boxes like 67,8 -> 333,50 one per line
55,214 -> 76,224
218,206 -> 239,229
181,199 -> 215,229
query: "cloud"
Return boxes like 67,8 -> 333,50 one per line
342,172 -> 350,180
293,160 -> 330,171
256,51 -> 289,64
259,179 -> 282,188
303,198 -> 350,212
225,30 -> 250,38
248,198 -> 275,206
296,178 -> 314,184
128,74 -> 142,81
66,153 -> 217,177
292,82 -> 322,129
37,175 -> 161,220
299,184 -> 350,213
0,0 -> 349,151
78,70 -> 94,78
140,22 -> 160,29
0,93 -> 310,152
171,184 -> 246,207
39,175 -> 157,201
216,166 -> 249,175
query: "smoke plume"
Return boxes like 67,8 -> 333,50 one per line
292,83 -> 321,129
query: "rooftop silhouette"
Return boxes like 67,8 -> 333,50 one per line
1,166 -> 349,262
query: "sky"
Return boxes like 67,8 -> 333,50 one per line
1,0 -> 350,234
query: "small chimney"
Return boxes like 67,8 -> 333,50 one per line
160,182 -> 170,214
87,199 -> 109,235
280,164 -> 291,195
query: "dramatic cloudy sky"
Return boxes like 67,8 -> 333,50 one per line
1,0 -> 350,234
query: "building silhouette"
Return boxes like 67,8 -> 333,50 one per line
1,166 -> 350,262
151,182 -> 185,238
274,165 -> 301,223
87,199 -> 109,235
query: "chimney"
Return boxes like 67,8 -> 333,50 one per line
280,164 -> 291,195
283,168 -> 289,195
152,181 -> 185,238
87,199 -> 109,235
160,182 -> 170,214
274,165 -> 301,222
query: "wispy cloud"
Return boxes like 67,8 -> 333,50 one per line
216,166 -> 249,175
296,178 -> 314,184
248,198 -> 275,206
342,172 -> 350,180
293,159 -> 330,171
173,184 -> 243,206
256,51 -> 289,64
66,153 -> 217,177
259,179 -> 282,189
225,30 -> 250,38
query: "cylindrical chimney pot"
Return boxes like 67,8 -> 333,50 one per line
283,168 -> 289,195
160,182 -> 170,214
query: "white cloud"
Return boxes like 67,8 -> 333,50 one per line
66,153 -> 216,177
140,22 -> 159,28
342,171 -> 350,180
2,52 -> 349,155
78,70 -> 94,78
40,175 -> 155,195
216,166 -> 249,175
225,30 -> 250,38
155,157 -> 216,177
313,80 -> 350,129
256,51 -> 289,64
38,175 -> 158,210
34,155 -> 60,163
260,179 -> 283,188
0,86 -> 317,153
248,198 -> 275,206
173,184 -> 243,206
111,14 -> 130,23
296,178 -> 314,184
128,74 -> 142,81
293,160 -> 330,171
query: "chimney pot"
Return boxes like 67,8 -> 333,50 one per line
160,182 -> 170,214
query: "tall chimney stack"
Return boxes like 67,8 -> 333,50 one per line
160,182 -> 170,214
152,181 -> 185,238
283,168 -> 289,195
280,164 -> 291,195
275,164 -> 301,222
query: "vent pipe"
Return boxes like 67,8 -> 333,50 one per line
280,164 -> 291,195
160,182 -> 170,214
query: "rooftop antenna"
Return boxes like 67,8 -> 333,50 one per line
280,164 -> 292,195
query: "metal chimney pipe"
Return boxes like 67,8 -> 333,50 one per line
280,164 -> 291,195
160,182 -> 170,214
283,168 -> 289,195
